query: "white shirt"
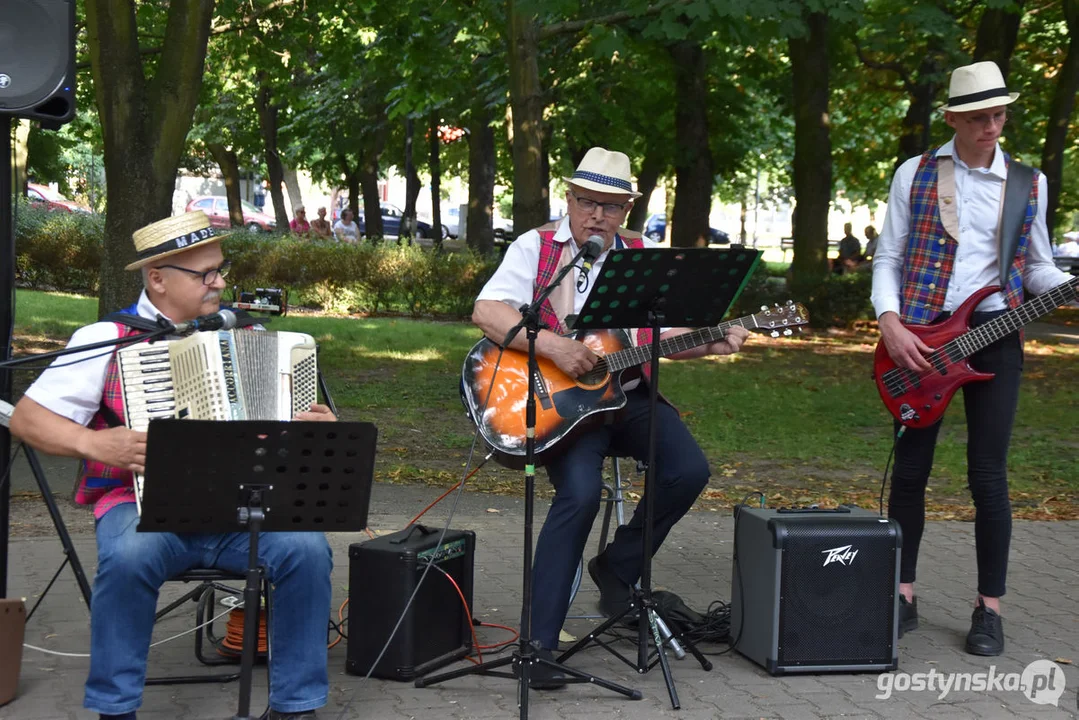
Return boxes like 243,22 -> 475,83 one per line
871,137 -> 1069,318
24,291 -> 170,426
333,220 -> 360,243
477,217 -> 661,315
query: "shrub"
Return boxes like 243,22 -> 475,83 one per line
14,201 -> 105,293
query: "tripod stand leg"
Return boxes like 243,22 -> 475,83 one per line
24,445 -> 93,609
643,604 -> 680,709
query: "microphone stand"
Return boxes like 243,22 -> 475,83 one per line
0,325 -> 174,370
417,239 -> 640,717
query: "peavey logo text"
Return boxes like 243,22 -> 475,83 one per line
822,544 -> 858,567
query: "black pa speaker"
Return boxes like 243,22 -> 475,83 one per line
731,505 -> 901,674
345,525 -> 475,680
0,0 -> 76,126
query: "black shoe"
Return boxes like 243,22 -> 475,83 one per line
264,710 -> 319,720
588,554 -> 633,618
512,645 -> 567,690
965,599 -> 1004,656
898,595 -> 918,638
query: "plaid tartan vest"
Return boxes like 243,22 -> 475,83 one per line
74,318 -> 143,519
900,150 -> 1038,325
535,230 -> 652,374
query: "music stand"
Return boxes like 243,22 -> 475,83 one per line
558,246 -> 760,709
139,419 -> 377,720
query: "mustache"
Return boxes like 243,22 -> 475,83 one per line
202,290 -> 222,304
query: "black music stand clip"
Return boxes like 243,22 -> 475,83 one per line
561,245 -> 760,709
140,419 -> 378,720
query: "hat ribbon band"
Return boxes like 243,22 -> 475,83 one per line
947,86 -> 1011,107
136,227 -> 217,260
571,170 -> 633,192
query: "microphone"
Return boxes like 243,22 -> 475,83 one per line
169,309 -> 239,335
577,235 -> 605,288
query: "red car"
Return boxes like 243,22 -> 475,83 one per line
186,195 -> 277,232
26,183 -> 91,214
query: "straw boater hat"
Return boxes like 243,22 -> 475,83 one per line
125,211 -> 219,271
939,61 -> 1019,113
563,147 -> 642,199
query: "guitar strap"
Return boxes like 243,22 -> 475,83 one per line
998,160 -> 1033,289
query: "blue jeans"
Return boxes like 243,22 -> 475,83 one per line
85,502 -> 333,715
528,385 -> 711,649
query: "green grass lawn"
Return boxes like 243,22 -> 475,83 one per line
11,289 -> 1078,519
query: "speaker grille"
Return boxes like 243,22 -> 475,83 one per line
0,0 -> 71,115
777,520 -> 896,665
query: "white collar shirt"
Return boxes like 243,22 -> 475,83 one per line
871,137 -> 1069,318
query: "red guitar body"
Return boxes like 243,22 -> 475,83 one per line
872,286 -> 997,429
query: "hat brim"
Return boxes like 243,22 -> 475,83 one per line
563,177 -> 642,199
124,237 -> 223,271
939,92 -> 1019,113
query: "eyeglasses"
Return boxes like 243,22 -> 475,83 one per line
570,192 -> 629,217
963,110 -> 1008,129
154,260 -> 231,285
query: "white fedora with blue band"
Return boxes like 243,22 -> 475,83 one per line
939,61 -> 1019,114
563,147 -> 643,199
125,211 -> 220,271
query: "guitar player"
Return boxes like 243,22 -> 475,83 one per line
870,62 -> 1075,657
472,147 -> 749,688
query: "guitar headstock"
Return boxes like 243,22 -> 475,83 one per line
749,301 -> 809,338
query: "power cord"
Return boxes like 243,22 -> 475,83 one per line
878,426 -> 905,516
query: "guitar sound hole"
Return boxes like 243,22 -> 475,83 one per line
577,367 -> 607,386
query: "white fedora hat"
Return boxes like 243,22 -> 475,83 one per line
939,61 -> 1019,113
125,211 -> 220,271
563,147 -> 642,198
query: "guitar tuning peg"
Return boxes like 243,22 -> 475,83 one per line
770,330 -> 779,338
760,305 -> 768,311
783,329 -> 792,336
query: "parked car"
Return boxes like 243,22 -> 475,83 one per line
186,196 -> 276,232
356,203 -> 447,239
26,183 -> 91,214
644,213 -> 729,245
443,206 -> 461,238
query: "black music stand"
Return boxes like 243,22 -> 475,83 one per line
139,419 -> 377,720
558,246 -> 760,709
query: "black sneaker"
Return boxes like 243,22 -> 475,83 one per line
512,645 -> 567,690
587,554 -> 633,618
965,599 -> 1004,656
898,595 -> 918,638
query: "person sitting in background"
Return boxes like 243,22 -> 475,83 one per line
864,225 -> 879,259
289,206 -> 311,236
333,208 -> 360,244
310,207 -> 332,239
833,222 -> 863,274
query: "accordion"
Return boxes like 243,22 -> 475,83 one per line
116,329 -> 318,513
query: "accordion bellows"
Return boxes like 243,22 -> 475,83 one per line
117,329 -> 318,512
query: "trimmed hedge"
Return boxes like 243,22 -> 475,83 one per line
731,269 -> 874,328
14,201 -> 105,293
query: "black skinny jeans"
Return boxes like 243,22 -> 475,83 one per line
888,310 -> 1023,598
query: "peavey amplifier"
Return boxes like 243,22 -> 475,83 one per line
0,599 -> 25,706
346,525 -> 475,680
731,505 -> 900,674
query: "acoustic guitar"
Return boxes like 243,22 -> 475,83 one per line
462,301 -> 809,468
873,277 -> 1078,428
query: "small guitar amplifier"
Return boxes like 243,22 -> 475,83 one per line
345,525 -> 475,680
0,599 -> 25,706
731,505 -> 901,674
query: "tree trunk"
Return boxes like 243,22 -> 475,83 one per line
13,120 -> 30,197
1040,0 -> 1079,237
626,148 -> 663,232
973,3 -> 1025,79
282,165 -> 303,214
402,118 -> 417,244
788,11 -> 832,292
255,76 -> 289,230
206,142 -> 242,227
507,3 -> 549,235
896,73 -> 938,167
359,167 -> 382,241
467,103 -> 496,255
428,111 -> 443,249
86,0 -> 215,316
668,41 -> 713,249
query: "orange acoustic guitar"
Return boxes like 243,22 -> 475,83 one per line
461,301 -> 809,468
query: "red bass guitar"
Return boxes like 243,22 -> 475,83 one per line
873,277 -> 1079,428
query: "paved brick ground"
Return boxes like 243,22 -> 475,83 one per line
2,485 -> 1077,720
